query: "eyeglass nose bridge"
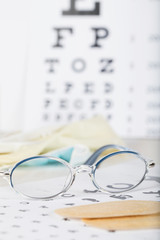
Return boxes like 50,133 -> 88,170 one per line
75,165 -> 94,175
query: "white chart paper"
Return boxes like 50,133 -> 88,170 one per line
23,0 -> 160,138
0,165 -> 160,240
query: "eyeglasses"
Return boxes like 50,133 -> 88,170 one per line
0,144 -> 155,200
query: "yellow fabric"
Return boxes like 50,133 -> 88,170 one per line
0,116 -> 124,167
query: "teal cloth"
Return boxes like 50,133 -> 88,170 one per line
45,147 -> 74,163
21,147 -> 74,166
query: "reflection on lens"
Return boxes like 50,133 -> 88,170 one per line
11,157 -> 72,198
94,152 -> 146,193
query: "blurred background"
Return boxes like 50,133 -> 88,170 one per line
0,0 -> 159,141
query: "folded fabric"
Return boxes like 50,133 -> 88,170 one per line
83,214 -> 160,230
55,201 -> 160,230
55,201 -> 160,218
0,116 -> 124,167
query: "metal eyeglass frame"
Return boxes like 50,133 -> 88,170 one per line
0,144 -> 155,200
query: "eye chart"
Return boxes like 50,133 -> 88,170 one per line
24,0 -> 160,138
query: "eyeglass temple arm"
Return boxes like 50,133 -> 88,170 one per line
0,166 -> 10,176
0,171 -> 4,176
84,144 -> 130,165
0,171 -> 10,177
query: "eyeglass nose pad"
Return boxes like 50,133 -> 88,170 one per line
75,165 -> 93,174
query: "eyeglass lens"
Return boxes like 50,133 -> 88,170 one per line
11,157 -> 72,198
94,152 -> 146,193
